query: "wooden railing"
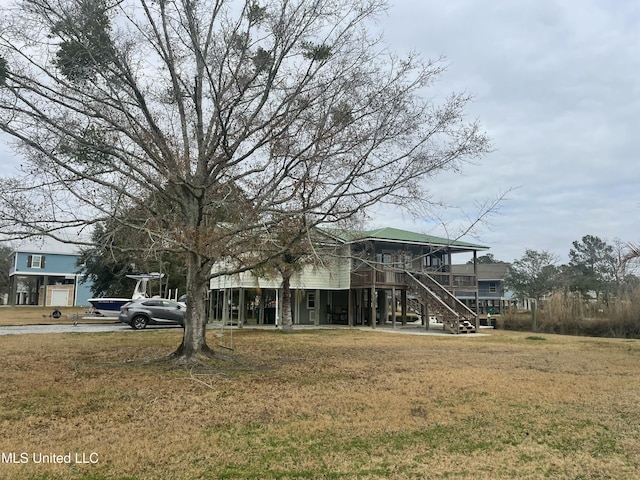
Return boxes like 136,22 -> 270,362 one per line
351,266 -> 476,289
404,271 -> 478,334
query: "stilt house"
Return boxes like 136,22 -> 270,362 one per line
209,227 -> 488,333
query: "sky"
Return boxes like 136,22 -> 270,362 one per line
1,0 -> 639,264
370,0 -> 640,263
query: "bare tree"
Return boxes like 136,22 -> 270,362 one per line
250,218 -> 345,332
0,243 -> 12,303
0,0 -> 489,363
621,243 -> 640,275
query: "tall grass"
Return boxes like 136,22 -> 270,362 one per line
499,288 -> 640,338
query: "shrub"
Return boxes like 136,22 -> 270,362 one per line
496,311 -> 532,331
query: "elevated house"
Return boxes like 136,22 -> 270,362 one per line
8,242 -> 92,307
452,263 -> 514,323
209,227 -> 489,333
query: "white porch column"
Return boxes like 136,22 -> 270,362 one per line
222,288 -> 229,324
238,287 -> 245,328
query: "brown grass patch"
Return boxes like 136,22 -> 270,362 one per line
0,328 -> 639,479
0,306 -> 109,326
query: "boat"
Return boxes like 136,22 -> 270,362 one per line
88,273 -> 165,317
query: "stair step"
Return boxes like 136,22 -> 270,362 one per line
404,271 -> 478,335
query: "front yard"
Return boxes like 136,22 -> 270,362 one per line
0,327 -> 639,479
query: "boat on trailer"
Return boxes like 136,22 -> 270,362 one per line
87,273 -> 165,317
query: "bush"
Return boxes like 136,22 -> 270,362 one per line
496,312 -> 532,331
498,289 -> 640,338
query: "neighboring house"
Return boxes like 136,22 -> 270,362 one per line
452,263 -> 514,320
210,227 -> 489,333
8,241 -> 92,307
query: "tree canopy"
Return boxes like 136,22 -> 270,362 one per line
77,221 -> 187,298
504,249 -> 558,301
504,236 -> 640,305
567,235 -> 618,299
0,0 -> 490,362
467,253 -> 507,264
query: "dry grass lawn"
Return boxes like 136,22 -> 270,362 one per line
0,321 -> 639,479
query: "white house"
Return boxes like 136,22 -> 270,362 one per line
209,227 -> 489,333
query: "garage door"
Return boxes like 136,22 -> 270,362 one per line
50,290 -> 69,307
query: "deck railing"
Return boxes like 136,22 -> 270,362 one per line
350,266 -> 476,289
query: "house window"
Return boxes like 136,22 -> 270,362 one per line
307,292 -> 316,309
376,253 -> 393,265
399,252 -> 413,269
27,255 -> 45,269
489,282 -> 497,293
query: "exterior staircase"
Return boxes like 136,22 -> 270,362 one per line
404,271 -> 477,334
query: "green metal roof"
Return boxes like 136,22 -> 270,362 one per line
325,227 -> 489,251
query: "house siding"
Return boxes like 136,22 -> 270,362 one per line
8,250 -> 92,307
209,228 -> 488,328
11,251 -> 79,276
210,254 -> 351,291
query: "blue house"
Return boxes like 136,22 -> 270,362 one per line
453,263 -> 513,319
8,241 -> 92,307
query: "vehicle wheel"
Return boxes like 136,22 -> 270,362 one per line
131,315 -> 148,330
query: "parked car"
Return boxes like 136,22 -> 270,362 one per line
119,298 -> 186,330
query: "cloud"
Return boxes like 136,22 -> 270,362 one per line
1,0 -> 638,265
375,0 -> 640,262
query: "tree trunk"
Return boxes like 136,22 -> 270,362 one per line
281,270 -> 294,332
169,252 -> 215,363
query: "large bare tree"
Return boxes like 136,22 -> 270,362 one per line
0,0 -> 489,363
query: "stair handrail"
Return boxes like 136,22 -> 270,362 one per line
404,271 -> 461,320
417,271 -> 477,318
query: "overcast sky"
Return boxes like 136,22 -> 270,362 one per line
1,0 -> 639,264
371,0 -> 640,263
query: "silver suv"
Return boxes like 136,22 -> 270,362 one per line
119,298 -> 186,329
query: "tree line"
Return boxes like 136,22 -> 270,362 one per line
502,235 -> 639,305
